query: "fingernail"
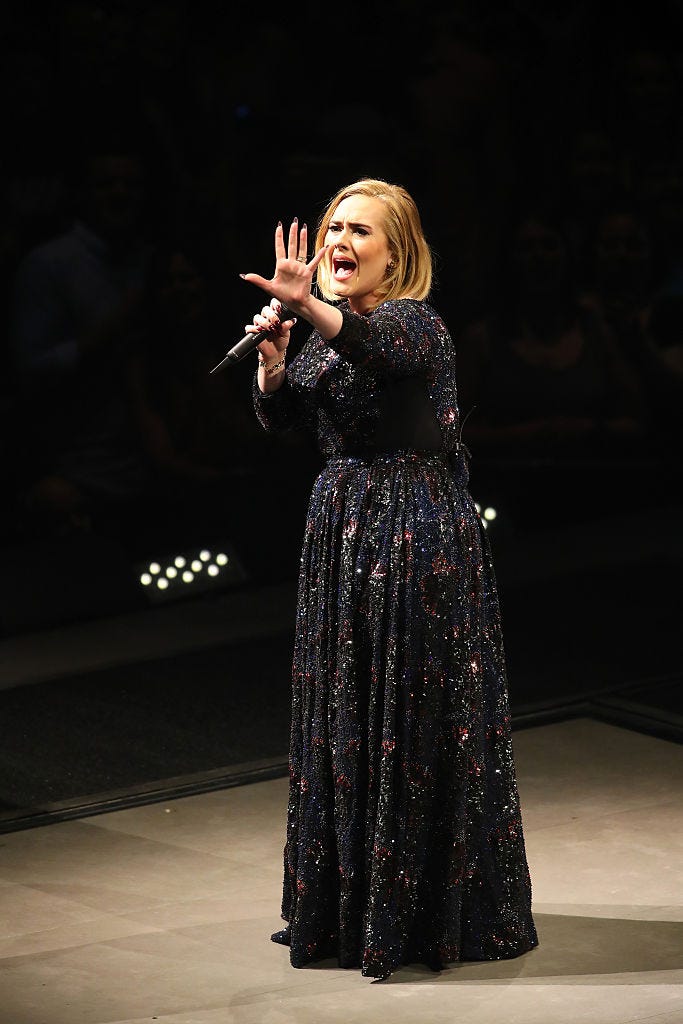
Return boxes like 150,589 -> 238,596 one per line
239,273 -> 246,279
293,216 -> 298,223
292,317 -> 298,324
277,221 -> 282,227
303,223 -> 307,230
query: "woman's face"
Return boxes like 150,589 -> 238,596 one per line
323,194 -> 393,314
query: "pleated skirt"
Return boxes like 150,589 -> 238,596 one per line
272,450 -> 538,979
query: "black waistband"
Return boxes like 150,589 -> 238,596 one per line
329,447 -> 470,485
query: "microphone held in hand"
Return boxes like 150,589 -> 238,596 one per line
209,304 -> 294,374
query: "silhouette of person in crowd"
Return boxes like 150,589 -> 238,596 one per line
127,243 -> 286,554
457,208 -> 647,525
9,137 -> 154,540
581,205 -> 683,458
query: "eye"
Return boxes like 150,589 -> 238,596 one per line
354,227 -> 368,236
328,224 -> 341,233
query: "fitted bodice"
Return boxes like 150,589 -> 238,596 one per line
254,299 -> 464,459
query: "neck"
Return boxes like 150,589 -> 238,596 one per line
349,290 -> 387,316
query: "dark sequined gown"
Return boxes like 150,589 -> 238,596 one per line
253,299 -> 538,979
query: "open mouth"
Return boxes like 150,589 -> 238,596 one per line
332,256 -> 357,281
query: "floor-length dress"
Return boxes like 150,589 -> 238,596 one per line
253,298 -> 538,979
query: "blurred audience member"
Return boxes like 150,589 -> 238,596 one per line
458,210 -> 646,462
558,126 -> 624,279
456,209 -> 649,528
403,8 -> 515,326
9,139 -> 154,540
608,45 -> 681,172
127,244 -> 292,553
0,42 -> 69,389
130,246 -> 268,476
582,206 -> 683,455
635,154 -> 683,293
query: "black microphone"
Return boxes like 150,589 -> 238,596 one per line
210,304 -> 294,374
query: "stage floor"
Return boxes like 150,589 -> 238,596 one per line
1,718 -> 682,1024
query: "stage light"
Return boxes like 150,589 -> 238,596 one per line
483,507 -> 497,521
474,502 -> 481,514
135,540 -> 247,604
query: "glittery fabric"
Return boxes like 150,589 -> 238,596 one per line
253,299 -> 538,979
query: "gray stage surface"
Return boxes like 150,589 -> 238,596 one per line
1,718 -> 682,1024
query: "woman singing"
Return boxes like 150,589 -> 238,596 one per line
241,178 -> 538,980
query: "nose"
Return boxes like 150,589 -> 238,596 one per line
334,224 -> 352,248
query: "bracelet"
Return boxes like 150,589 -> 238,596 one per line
258,356 -> 285,375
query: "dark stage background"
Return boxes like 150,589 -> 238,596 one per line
0,1 -> 682,830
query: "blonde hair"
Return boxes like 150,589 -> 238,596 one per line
314,178 -> 432,304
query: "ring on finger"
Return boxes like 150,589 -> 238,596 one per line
297,255 -> 306,263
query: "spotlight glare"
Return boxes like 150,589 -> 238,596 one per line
140,573 -> 152,586
199,549 -> 211,562
157,577 -> 169,589
149,562 -> 161,574
474,503 -> 481,514
207,564 -> 219,577
166,566 -> 178,578
216,552 -> 228,566
191,559 -> 202,572
483,506 -> 497,521
182,570 -> 194,583
174,556 -> 186,568
482,520 -> 488,529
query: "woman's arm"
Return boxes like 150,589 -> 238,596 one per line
320,302 -> 438,373
245,297 -> 315,433
240,220 -> 342,346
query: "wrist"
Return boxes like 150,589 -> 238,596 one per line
258,364 -> 286,394
295,295 -> 321,322
295,296 -> 343,342
258,354 -> 286,374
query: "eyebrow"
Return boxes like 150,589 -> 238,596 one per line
329,219 -> 373,230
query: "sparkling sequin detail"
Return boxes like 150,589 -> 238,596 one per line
254,299 -> 538,979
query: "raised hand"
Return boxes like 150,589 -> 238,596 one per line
240,218 -> 328,315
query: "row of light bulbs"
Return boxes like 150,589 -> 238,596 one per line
140,550 -> 230,590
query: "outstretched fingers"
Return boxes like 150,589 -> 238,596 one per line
297,223 -> 308,262
239,272 -> 273,293
274,218 -> 307,264
309,244 -> 329,272
287,217 -> 299,261
274,221 -> 286,261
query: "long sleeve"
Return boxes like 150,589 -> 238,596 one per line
326,301 -> 443,374
252,368 -> 315,434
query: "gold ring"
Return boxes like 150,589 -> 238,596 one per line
297,255 -> 306,262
